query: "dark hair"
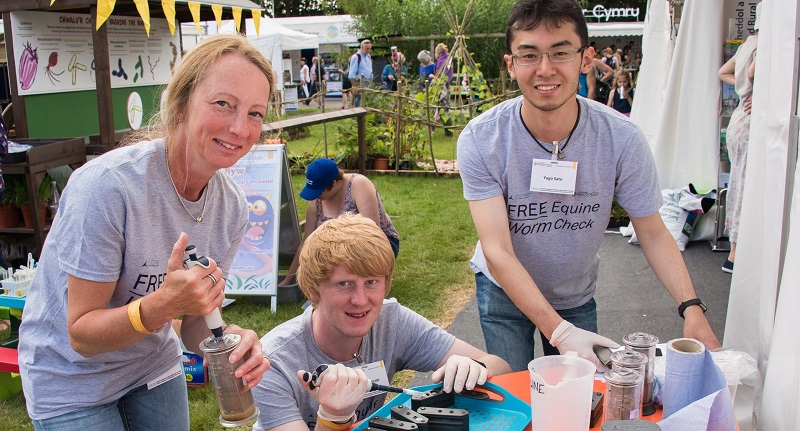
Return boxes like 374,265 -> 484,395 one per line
505,0 -> 589,53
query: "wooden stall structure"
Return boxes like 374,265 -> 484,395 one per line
0,1 -> 263,255
0,0 -> 264,153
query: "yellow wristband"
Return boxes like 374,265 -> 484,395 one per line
127,298 -> 153,335
316,416 -> 352,431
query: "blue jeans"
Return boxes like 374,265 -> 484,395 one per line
33,373 -> 189,431
475,272 -> 598,372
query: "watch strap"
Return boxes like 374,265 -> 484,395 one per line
678,298 -> 707,319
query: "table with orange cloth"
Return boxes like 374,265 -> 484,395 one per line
489,371 -> 663,430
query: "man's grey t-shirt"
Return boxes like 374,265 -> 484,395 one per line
252,298 -> 455,430
19,139 -> 248,420
458,96 -> 662,309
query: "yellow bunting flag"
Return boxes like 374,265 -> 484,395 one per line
96,0 -> 116,30
50,0 -> 56,5
212,4 -> 223,29
132,0 -> 151,36
188,1 -> 202,34
161,0 -> 176,36
252,10 -> 262,36
233,7 -> 242,33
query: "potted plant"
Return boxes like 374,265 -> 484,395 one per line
0,176 -> 23,228
369,141 -> 394,171
608,199 -> 630,229
5,172 -> 67,229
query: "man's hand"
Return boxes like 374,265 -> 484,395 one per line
297,364 -> 368,422
431,355 -> 488,393
684,310 -> 722,351
224,325 -> 270,389
550,321 -> 619,371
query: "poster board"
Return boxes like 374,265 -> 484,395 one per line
224,145 -> 284,310
10,11 -> 180,96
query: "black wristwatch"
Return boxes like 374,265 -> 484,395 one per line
678,298 -> 707,319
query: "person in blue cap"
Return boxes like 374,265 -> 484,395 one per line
279,158 -> 399,287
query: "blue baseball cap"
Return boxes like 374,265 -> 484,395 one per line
300,158 -> 340,201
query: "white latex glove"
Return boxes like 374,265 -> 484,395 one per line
549,320 -> 619,371
431,355 -> 488,393
297,364 -> 369,422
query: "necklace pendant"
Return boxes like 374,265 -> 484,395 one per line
558,150 -> 565,160
196,216 -> 203,223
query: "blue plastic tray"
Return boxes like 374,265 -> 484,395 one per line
354,382 -> 532,431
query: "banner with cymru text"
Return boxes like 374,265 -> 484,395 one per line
11,11 -> 180,95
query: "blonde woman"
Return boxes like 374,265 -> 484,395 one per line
19,34 -> 274,430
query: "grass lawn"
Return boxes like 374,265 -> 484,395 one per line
0,174 -> 478,430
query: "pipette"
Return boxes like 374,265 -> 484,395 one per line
183,245 -> 224,338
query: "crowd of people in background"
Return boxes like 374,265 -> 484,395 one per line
296,37 -> 642,114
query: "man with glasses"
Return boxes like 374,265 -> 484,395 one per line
348,39 -> 373,107
457,0 -> 720,372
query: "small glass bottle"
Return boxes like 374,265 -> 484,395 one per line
604,367 -> 644,421
49,180 -> 60,219
622,332 -> 659,415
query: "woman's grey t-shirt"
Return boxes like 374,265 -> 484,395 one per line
19,138 -> 248,420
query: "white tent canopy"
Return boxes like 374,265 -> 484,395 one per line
271,14 -> 358,45
587,21 -> 644,37
723,0 -> 800,429
634,0 -> 800,429
215,16 -> 319,50
632,0 -> 722,191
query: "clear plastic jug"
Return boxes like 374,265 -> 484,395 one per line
528,352 -> 596,431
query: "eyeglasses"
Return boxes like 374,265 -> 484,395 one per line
511,47 -> 585,66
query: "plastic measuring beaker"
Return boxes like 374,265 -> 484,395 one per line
528,352 -> 596,431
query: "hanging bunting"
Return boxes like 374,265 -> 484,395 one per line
188,1 -> 202,35
233,7 -> 242,32
132,0 -> 151,36
252,10 -> 262,36
161,0 -> 176,36
96,0 -> 116,30
51,0 -> 56,5
212,4 -> 223,29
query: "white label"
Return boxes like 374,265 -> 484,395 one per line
530,159 -> 578,195
357,360 -> 390,398
147,361 -> 183,390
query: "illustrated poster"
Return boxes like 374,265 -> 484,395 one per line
10,11 -> 181,95
223,145 -> 283,296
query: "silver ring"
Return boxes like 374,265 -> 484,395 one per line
262,354 -> 269,361
207,273 -> 218,286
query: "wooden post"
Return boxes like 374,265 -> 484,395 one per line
395,80 -> 402,174
91,5 -> 115,150
321,80 -> 328,157
425,80 -> 438,175
4,13 -> 28,138
357,113 -> 366,175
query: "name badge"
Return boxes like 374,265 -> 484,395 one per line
530,159 -> 578,195
357,360 -> 391,398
